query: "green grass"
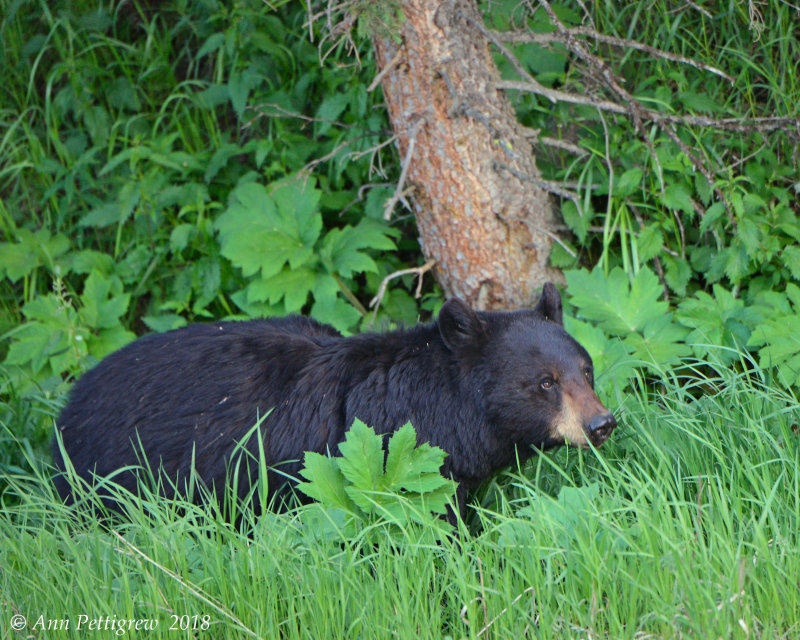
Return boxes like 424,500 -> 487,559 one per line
2,358 -> 798,639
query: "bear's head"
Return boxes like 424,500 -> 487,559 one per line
438,283 -> 616,450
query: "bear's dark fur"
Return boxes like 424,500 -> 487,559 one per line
53,283 -> 616,514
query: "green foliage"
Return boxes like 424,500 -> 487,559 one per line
3,272 -> 135,390
491,0 -> 799,389
215,177 -> 396,331
564,266 -> 690,386
0,1 -> 425,382
297,419 -> 457,540
747,284 -> 800,387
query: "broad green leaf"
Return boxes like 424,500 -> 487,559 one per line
676,286 -> 761,362
315,92 -> 349,136
563,316 -> 635,391
64,249 -> 114,275
737,217 -> 760,257
560,200 -> 590,242
747,284 -> 800,387
336,419 -> 385,495
626,314 -> 690,367
662,255 -> 692,296
661,184 -> 694,217
384,422 -> 451,494
615,168 -> 643,198
698,202 -> 727,234
297,452 -> 360,514
0,229 -> 70,281
215,179 -> 322,280
247,267 -> 316,312
328,220 -> 396,269
636,224 -> 663,262
566,266 -> 667,335
197,32 -> 225,58
270,176 -> 323,247
142,314 -> 187,333
79,271 -> 130,330
724,242 -> 750,283
679,91 -> 721,112
0,239 -> 39,281
310,274 -> 362,332
88,325 -> 136,359
782,246 -> 800,281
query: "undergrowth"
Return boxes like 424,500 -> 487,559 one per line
1,357 -> 799,638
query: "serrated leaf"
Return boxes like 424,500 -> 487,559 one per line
737,217 -> 760,257
66,249 -> 114,275
560,200 -> 589,242
662,255 -> 692,296
297,452 -> 360,514
0,228 -> 70,281
0,240 -> 39,281
197,32 -> 225,58
142,314 -> 187,333
626,314 -> 690,367
679,91 -> 721,113
636,224 -> 663,262
384,422 -> 449,492
271,176 -> 323,247
336,419 -> 385,494
88,325 -> 136,359
661,184 -> 695,217
562,317 -> 635,391
205,143 -> 242,183
782,246 -> 800,281
787,283 -> 800,309
615,168 -> 643,198
315,93 -> 349,136
215,179 -> 321,280
699,202 -> 726,234
724,242 -> 750,283
675,285 -> 760,362
566,266 -> 667,334
78,204 -> 121,229
747,287 -> 800,386
310,274 -> 362,332
79,271 -> 130,329
247,267 -> 315,312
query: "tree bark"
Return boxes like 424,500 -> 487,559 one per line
373,0 -> 563,310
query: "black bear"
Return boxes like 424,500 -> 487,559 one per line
53,283 -> 616,515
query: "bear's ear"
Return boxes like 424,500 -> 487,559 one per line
533,282 -> 563,325
438,298 -> 486,352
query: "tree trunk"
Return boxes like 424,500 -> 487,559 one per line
373,0 -> 563,310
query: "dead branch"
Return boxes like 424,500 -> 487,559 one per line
498,80 -> 800,135
675,0 -> 714,19
243,102 -> 351,131
505,215 -> 578,258
367,48 -> 403,92
383,118 -> 424,220
368,259 -> 436,326
518,125 -> 587,155
493,27 -> 734,84
494,160 -> 585,217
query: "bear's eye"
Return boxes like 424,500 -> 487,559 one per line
583,366 -> 593,380
540,377 -> 555,390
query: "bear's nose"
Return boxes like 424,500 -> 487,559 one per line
587,413 -> 617,442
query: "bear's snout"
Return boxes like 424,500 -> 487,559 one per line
586,412 -> 617,445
